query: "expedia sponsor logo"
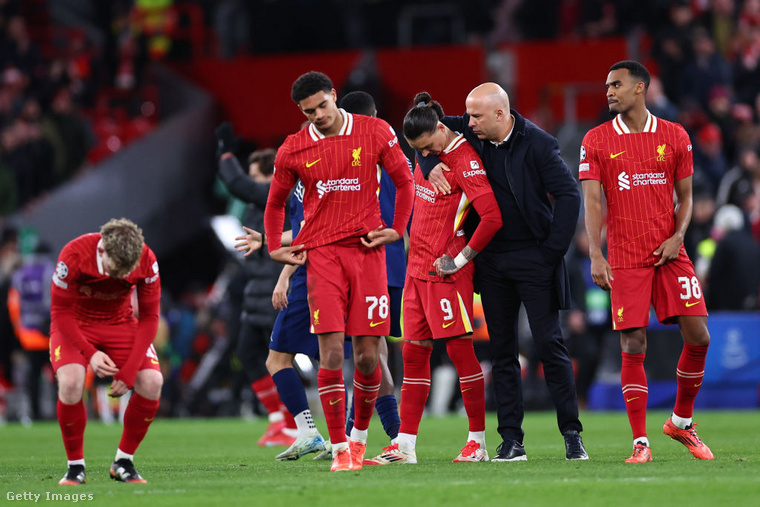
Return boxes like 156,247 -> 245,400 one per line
463,169 -> 486,178
415,184 -> 436,203
316,178 -> 361,199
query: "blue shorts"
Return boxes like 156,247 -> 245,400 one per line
388,286 -> 403,338
270,299 -> 351,358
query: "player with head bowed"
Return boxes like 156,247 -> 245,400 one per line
364,92 -> 502,465
51,218 -> 162,484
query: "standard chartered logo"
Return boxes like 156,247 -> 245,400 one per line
316,178 -> 361,198
618,171 -> 667,191
618,171 -> 630,191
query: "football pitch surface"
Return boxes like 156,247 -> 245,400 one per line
2,410 -> 758,507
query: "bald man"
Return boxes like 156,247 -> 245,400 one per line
416,83 -> 586,461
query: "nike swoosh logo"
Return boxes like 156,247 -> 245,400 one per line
306,158 -> 321,167
462,387 -> 472,392
369,320 -> 386,327
442,321 -> 455,328
693,382 -> 702,388
625,397 -> 639,403
610,151 -> 626,159
364,397 -> 377,403
150,359 -> 160,365
144,417 -> 154,422
329,398 -> 343,406
685,301 -> 701,307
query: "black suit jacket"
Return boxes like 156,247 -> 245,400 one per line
418,110 -> 580,309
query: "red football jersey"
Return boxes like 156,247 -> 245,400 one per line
51,233 -> 161,324
579,112 -> 693,269
266,111 -> 413,250
407,135 -> 494,282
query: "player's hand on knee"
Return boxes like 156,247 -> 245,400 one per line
108,379 -> 129,398
90,351 -> 119,378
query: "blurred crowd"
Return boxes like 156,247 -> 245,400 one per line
1,0 -> 759,423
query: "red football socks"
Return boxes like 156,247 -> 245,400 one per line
318,368 -> 347,445
621,352 -> 648,439
352,364 -> 382,432
118,393 -> 160,455
57,399 -> 86,461
251,375 -> 283,416
447,338 -> 486,432
674,343 -> 708,419
399,341 -> 432,436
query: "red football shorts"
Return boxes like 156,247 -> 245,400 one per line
610,251 -> 708,331
49,319 -> 161,373
403,274 -> 474,340
306,239 -> 390,336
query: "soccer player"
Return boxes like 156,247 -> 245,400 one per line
365,92 -> 502,465
263,71 -> 414,472
51,218 -> 162,484
580,60 -> 714,463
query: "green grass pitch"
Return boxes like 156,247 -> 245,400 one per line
1,410 -> 759,506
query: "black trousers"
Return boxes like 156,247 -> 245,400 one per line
236,318 -> 273,383
477,245 -> 582,443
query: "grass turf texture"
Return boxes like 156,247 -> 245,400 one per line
1,410 -> 759,507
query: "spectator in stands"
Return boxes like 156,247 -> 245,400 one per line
652,0 -> 699,101
717,145 -> 760,207
694,122 -> 730,192
647,75 -> 679,122
680,26 -> 733,110
706,204 -> 760,309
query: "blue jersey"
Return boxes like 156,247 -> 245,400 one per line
287,181 -> 308,302
379,164 -> 409,288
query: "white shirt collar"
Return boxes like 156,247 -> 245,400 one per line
490,115 -> 516,146
612,109 -> 658,134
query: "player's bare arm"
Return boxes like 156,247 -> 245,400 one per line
234,226 -> 263,256
582,179 -> 614,291
361,227 -> 401,248
272,264 -> 297,310
269,244 -> 307,265
434,245 -> 478,276
90,350 -> 119,378
428,163 -> 452,195
654,175 -> 693,267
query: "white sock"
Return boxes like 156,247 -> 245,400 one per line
295,409 -> 318,437
349,427 -> 368,443
67,459 -> 85,467
332,441 -> 349,452
115,449 -> 134,462
396,432 -> 417,453
468,431 -> 486,447
633,437 -> 650,448
268,411 -> 284,423
671,413 -> 692,429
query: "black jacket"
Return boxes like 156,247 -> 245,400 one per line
419,110 -> 581,308
219,156 -> 287,328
